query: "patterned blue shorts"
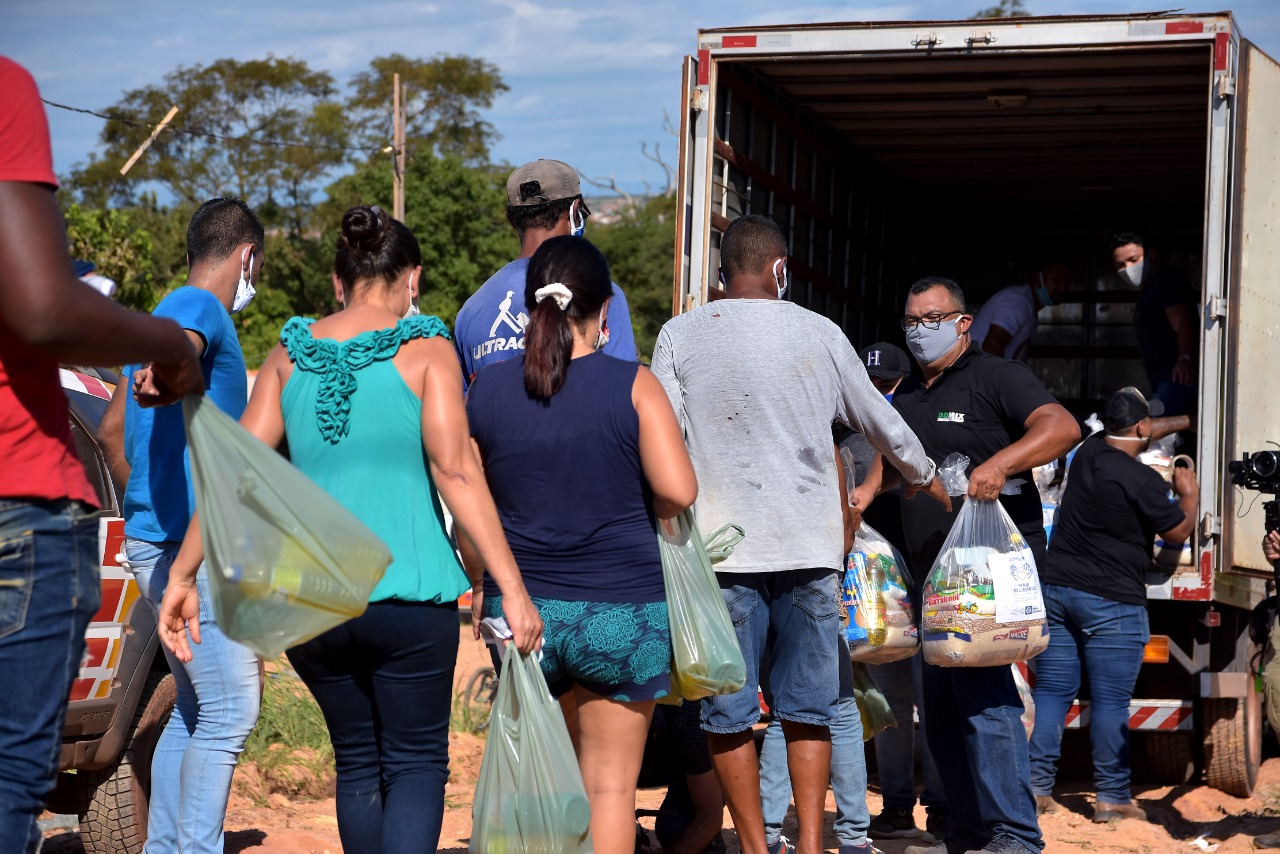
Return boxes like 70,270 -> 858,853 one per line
485,595 -> 672,702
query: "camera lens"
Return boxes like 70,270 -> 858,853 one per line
1256,451 -> 1280,479
1229,460 -> 1245,474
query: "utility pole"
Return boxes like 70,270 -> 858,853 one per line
391,73 -> 406,222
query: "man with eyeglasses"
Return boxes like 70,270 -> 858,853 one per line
856,276 -> 1079,854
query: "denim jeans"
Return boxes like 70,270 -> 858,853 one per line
922,659 -> 1044,852
703,569 -> 841,733
287,599 -> 459,854
0,498 -> 100,854
760,633 -> 869,849
1151,380 -> 1195,418
1028,584 -> 1149,805
123,538 -> 261,854
869,653 -> 947,812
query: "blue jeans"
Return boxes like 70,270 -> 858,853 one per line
286,599 -> 459,854
124,538 -> 261,854
922,660 -> 1044,852
1151,380 -> 1195,418
0,499 -> 100,854
760,633 -> 869,849
869,654 -> 947,813
703,569 -> 841,733
1028,584 -> 1149,805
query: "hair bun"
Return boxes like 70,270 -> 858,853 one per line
341,205 -> 389,255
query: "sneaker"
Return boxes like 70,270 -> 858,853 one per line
903,844 -> 948,854
767,835 -> 797,854
1092,800 -> 1148,823
962,834 -> 1032,854
923,809 -> 951,844
839,844 -> 885,854
1254,831 -> 1280,849
1035,795 -> 1061,816
869,806 -> 923,839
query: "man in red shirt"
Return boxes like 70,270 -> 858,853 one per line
0,57 -> 203,854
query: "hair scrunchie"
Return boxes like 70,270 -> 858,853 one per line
534,283 -> 573,310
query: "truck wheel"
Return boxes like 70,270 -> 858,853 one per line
77,672 -> 175,854
1130,731 -> 1196,784
1202,685 -> 1262,797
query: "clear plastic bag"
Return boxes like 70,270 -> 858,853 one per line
471,645 -> 592,854
842,524 -> 918,664
659,511 -> 748,700
182,396 -> 392,658
922,454 -> 1049,668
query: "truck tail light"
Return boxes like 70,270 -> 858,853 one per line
1143,635 -> 1171,664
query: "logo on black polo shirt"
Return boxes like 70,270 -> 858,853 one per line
937,411 -> 966,423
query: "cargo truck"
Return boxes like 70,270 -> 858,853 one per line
671,10 -> 1279,796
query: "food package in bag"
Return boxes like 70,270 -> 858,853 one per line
842,524 -> 918,664
921,454 -> 1049,668
183,396 -> 392,658
471,645 -> 592,853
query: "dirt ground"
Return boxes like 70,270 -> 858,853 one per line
43,627 -> 1280,853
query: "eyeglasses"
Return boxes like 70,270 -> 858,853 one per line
900,311 -> 962,332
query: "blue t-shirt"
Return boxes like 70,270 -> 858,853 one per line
466,352 -> 663,603
453,257 -> 637,385
123,287 -> 247,542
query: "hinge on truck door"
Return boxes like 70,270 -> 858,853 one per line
966,32 -> 997,45
1202,512 -> 1221,540
1207,294 -> 1228,321
911,33 -> 944,47
1217,74 -> 1236,99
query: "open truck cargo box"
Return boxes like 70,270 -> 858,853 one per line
674,10 -> 1280,596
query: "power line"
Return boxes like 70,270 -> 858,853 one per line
41,98 -> 385,156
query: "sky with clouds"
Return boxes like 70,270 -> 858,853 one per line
5,0 -> 1280,197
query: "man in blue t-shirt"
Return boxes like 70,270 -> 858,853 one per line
99,197 -> 265,854
453,158 -> 636,385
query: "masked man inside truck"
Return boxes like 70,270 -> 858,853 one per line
857,276 -> 1080,854
1110,233 -> 1199,418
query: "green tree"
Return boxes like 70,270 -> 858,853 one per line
590,195 -> 676,360
67,57 -> 347,210
972,0 -> 1029,18
62,201 -> 190,312
346,54 -> 508,163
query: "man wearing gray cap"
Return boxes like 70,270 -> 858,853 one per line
453,159 -> 636,384
1028,387 -> 1198,825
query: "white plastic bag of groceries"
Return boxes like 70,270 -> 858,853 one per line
843,523 -> 918,664
922,454 -> 1048,668
182,395 -> 392,658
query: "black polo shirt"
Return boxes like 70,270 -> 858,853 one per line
1042,434 -> 1185,605
891,347 -> 1059,582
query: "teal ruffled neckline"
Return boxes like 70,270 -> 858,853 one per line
280,315 -> 451,444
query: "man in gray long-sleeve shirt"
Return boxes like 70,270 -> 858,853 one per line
651,214 -> 949,854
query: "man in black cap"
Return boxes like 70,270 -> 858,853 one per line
452,158 -> 636,385
1027,386 -> 1197,824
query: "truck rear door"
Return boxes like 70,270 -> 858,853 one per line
1224,40 -> 1280,575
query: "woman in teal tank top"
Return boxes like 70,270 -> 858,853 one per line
159,206 -> 542,854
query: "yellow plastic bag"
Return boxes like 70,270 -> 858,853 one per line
852,661 -> 896,741
659,511 -> 747,700
182,395 -> 392,658
471,645 -> 592,854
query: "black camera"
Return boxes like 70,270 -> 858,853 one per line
1229,450 -> 1280,493
1230,449 -> 1280,536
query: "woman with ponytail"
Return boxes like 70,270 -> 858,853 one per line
158,205 -> 542,854
464,235 -> 698,853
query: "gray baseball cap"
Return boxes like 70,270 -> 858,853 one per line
506,159 -> 586,208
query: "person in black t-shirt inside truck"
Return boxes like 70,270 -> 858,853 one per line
1027,387 -> 1198,825
1111,232 -> 1199,418
858,276 -> 1080,854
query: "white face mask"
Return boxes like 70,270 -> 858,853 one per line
232,250 -> 257,313
1118,259 -> 1144,288
404,272 -> 420,318
570,200 -> 586,238
593,304 -> 609,350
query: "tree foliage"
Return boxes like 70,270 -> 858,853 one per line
589,195 -> 676,360
972,0 -> 1029,18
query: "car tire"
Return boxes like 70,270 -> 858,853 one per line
77,671 -> 175,854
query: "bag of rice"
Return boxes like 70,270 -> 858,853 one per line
843,523 -> 918,664
922,454 -> 1049,668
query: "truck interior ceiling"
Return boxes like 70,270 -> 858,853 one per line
710,40 -> 1214,415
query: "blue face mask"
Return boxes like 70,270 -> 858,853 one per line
1035,272 -> 1054,309
884,392 -> 894,403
